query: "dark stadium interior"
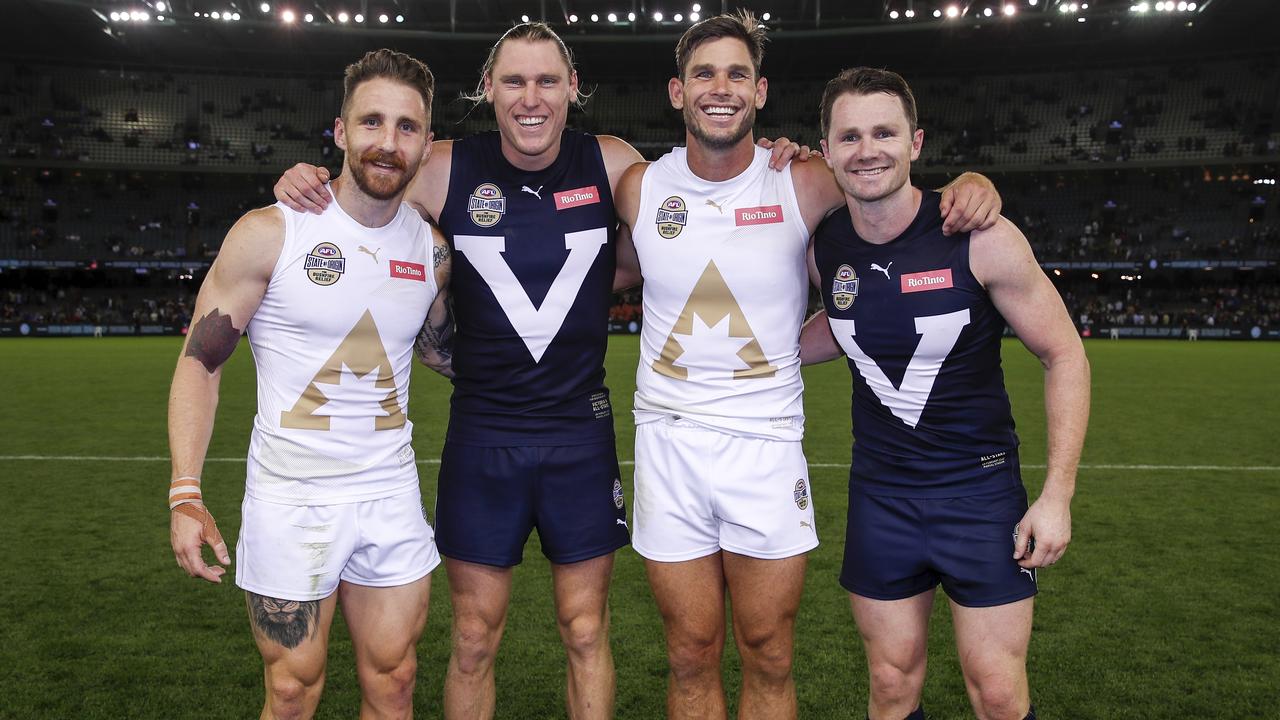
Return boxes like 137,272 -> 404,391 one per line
2,0 -> 1277,339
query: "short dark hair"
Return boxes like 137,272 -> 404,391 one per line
674,10 -> 768,79
340,49 -> 435,121
464,22 -> 581,105
819,67 -> 918,139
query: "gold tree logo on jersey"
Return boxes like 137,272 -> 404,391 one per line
280,310 -> 406,431
652,260 -> 778,381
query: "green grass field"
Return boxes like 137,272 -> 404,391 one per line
1,337 -> 1277,719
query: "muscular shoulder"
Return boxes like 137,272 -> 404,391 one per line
215,206 -> 285,282
615,160 -> 652,228
969,216 -> 1037,289
596,135 -> 644,174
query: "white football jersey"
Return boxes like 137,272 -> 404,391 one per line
631,146 -> 809,441
245,193 -> 437,504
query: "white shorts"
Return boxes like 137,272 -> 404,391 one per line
632,417 -> 819,562
235,487 -> 440,601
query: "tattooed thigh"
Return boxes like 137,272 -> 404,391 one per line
247,592 -> 321,650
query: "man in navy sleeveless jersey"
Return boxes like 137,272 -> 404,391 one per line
801,68 -> 1091,720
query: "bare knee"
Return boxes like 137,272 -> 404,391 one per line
265,672 -> 323,720
971,675 -> 1026,720
868,659 -> 924,709
451,615 -> 503,676
557,610 -> 608,659
736,626 -> 794,685
667,629 -> 723,684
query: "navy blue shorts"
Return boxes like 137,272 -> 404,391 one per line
435,439 -> 630,567
841,484 -> 1038,608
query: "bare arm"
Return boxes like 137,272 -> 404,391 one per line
597,135 -> 646,199
971,217 -> 1090,569
799,242 -> 842,365
273,139 -> 453,220
614,222 -> 642,292
168,206 -> 284,583
416,224 -> 455,377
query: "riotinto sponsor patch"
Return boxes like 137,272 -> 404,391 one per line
900,268 -> 954,293
554,185 -> 600,210
389,260 -> 426,282
734,204 -> 784,226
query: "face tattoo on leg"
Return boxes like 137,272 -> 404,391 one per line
248,593 -> 321,650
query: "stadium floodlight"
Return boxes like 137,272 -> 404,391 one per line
653,11 -> 663,21
304,12 -> 313,21
946,5 -> 960,18
1029,0 -> 1038,5
1077,16 -> 1086,21
983,7 -> 993,16
1187,2 -> 1196,9
396,14 -> 404,21
890,9 -> 900,19
905,8 -> 915,17
521,14 -> 530,22
378,13 -> 388,23
628,12 -> 637,21
157,14 -> 164,20
354,13 -> 364,22
109,11 -> 119,20
762,12 -> 771,20
211,10 -> 221,18
690,11 -> 699,20
337,11 -> 349,22
1176,1 -> 1187,9
1003,4 -> 1016,15
260,2 -> 269,12
155,1 -> 166,11
674,13 -> 683,21
933,8 -> 942,17
693,3 -> 701,10
232,12 -> 240,19
281,9 -> 295,22
591,13 -> 599,21
569,13 -> 578,22
608,12 -> 618,21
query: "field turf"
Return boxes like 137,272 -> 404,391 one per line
0,337 -> 1277,719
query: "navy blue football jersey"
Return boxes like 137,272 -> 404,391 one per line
813,190 -> 1021,497
438,130 -> 617,445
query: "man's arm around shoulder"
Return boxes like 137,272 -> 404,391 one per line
971,218 -> 1090,570
168,206 -> 284,584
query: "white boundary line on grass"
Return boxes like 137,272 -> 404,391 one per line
0,455 -> 1278,472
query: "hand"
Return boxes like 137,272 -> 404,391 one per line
274,163 -> 332,214
171,503 -> 231,583
1013,494 -> 1071,569
757,136 -> 821,170
938,171 -> 1001,235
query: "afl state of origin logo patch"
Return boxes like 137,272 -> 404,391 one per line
793,479 -> 809,510
468,183 -> 506,227
832,264 -> 859,310
656,195 -> 688,239
612,479 -> 625,509
304,242 -> 346,286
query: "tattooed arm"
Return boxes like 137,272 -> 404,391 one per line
416,224 -> 455,378
168,206 -> 284,583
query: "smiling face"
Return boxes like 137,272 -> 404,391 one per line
669,36 -> 766,151
334,77 -> 431,202
485,38 -> 578,169
820,91 -> 923,204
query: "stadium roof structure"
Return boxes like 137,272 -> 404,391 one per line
7,0 -> 1279,78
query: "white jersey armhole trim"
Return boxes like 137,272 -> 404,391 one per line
778,161 -> 811,248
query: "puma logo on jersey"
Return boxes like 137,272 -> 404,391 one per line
653,260 -> 777,381
1020,567 -> 1037,583
357,246 -> 380,263
800,520 -> 813,530
520,185 -> 543,199
455,228 -> 608,363
871,261 -> 893,279
705,199 -> 724,213
616,518 -> 629,529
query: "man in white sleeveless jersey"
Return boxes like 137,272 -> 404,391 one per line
168,50 -> 452,720
612,12 -> 1003,719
